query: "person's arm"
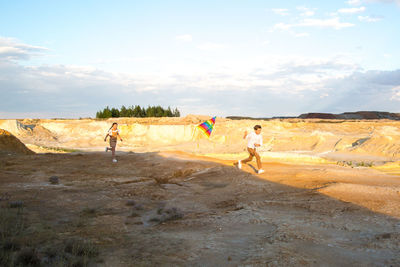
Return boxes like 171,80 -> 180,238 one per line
117,132 -> 123,142
104,132 -> 110,142
243,130 -> 248,139
254,136 -> 263,147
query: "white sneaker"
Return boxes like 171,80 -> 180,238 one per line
238,160 -> 242,169
105,147 -> 108,152
112,159 -> 117,163
258,169 -> 265,174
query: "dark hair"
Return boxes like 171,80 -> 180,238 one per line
254,125 -> 262,130
109,122 -> 118,130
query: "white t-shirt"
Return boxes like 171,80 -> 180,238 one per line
108,128 -> 120,138
246,131 -> 263,149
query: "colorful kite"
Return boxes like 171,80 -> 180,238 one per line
197,117 -> 216,138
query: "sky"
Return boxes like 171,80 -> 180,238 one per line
0,0 -> 400,118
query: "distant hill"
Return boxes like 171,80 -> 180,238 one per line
227,111 -> 400,121
299,111 -> 400,120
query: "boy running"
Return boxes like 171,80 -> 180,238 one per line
237,125 -> 265,174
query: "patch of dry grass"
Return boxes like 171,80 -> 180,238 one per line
0,205 -> 100,266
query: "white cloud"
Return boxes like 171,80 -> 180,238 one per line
390,86 -> 400,101
271,8 -> 290,16
365,0 -> 400,5
297,7 -> 316,17
178,98 -> 200,103
196,42 -> 225,51
345,0 -> 400,6
347,0 -> 362,6
273,17 -> 354,31
1,37 -> 400,118
300,18 -> 354,29
320,93 -> 329,98
358,15 -> 383,22
303,10 -> 315,16
338,6 -> 366,14
273,23 -> 292,31
2,57 -> 399,118
176,34 -> 193,42
294,32 -> 310,37
0,37 -> 48,61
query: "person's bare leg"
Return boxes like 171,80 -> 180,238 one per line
241,148 -> 255,164
111,146 -> 116,159
241,154 -> 253,164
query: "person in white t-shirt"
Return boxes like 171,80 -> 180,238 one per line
104,122 -> 123,163
237,125 -> 265,174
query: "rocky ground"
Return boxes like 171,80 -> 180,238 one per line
1,150 -> 400,266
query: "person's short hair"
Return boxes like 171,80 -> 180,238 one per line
254,125 -> 262,130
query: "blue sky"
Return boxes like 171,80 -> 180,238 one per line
0,0 -> 400,118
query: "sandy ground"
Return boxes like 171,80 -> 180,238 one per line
1,150 -> 400,266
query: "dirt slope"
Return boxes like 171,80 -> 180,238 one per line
0,151 -> 399,266
0,129 -> 34,155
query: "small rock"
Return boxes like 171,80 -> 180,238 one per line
149,207 -> 184,224
49,176 -> 59,185
378,233 -> 391,239
157,207 -> 164,215
149,216 -> 161,222
126,200 -> 136,206
133,204 -> 144,211
8,201 -> 24,208
130,212 -> 140,218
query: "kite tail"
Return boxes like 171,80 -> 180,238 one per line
190,125 -> 196,141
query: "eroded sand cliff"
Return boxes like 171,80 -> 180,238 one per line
2,116 -> 400,164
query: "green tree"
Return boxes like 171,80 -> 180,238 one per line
96,105 -> 180,118
126,105 -> 133,117
173,108 -> 180,117
154,105 -> 164,117
165,106 -> 173,117
120,105 -> 128,117
145,106 -> 154,117
133,105 -> 142,117
141,106 -> 146,117
111,107 -> 120,118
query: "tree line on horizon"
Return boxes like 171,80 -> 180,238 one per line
96,105 -> 181,118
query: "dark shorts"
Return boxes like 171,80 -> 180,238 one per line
110,137 -> 117,148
